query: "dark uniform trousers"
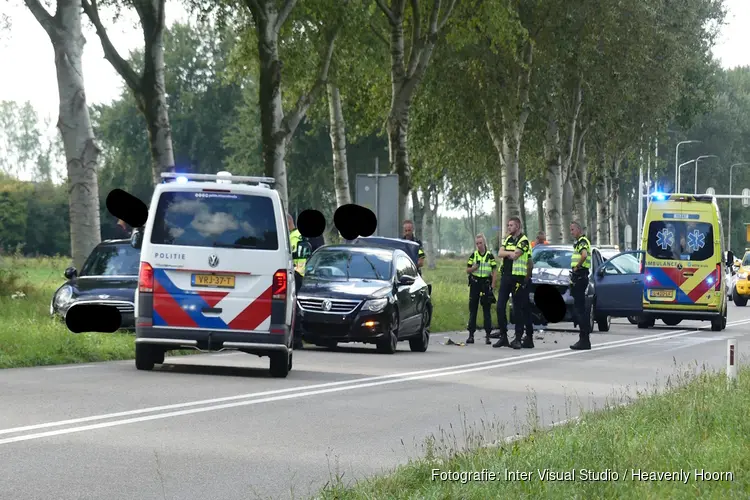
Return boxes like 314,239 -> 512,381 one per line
497,275 -> 533,339
468,277 -> 493,337
570,269 -> 590,336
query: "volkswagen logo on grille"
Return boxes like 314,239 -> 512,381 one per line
323,299 -> 332,311
98,294 -> 110,299
208,254 -> 219,267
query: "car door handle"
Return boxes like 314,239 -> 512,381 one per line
632,279 -> 641,284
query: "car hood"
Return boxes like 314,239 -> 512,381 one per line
67,276 -> 138,300
531,267 -> 571,285
299,277 -> 391,300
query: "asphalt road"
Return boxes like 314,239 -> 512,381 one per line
2,306 -> 750,500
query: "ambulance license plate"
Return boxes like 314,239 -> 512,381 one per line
192,274 -> 235,288
649,289 -> 675,299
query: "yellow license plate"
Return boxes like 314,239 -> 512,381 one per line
649,289 -> 675,298
192,274 -> 235,288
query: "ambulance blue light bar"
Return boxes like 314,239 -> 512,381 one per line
650,193 -> 713,203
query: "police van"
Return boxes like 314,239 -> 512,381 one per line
130,172 -> 295,377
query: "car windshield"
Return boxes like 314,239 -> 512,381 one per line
150,191 -> 279,250
646,221 -> 714,261
532,247 -> 572,269
599,250 -> 619,261
742,253 -> 750,267
80,245 -> 140,276
305,250 -> 391,280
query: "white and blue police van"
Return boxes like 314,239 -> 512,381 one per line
130,171 -> 295,377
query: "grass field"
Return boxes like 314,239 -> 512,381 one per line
317,363 -> 750,499
0,255 -> 476,369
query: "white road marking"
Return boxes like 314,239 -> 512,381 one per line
5,320 -> 742,436
2,319 -> 749,445
44,365 -> 98,371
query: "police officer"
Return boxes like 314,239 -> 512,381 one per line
465,233 -> 497,344
494,216 -> 534,349
569,221 -> 592,350
402,219 -> 426,272
288,213 -> 314,349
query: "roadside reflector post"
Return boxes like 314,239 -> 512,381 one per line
727,338 -> 738,387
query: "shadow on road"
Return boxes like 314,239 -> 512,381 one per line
153,363 -> 320,379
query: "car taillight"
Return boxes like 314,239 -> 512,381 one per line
272,269 -> 287,300
139,262 -> 154,293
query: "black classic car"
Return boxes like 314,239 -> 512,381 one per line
508,244 -> 612,332
295,244 -> 432,353
50,239 -> 140,330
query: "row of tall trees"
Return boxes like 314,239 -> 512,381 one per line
6,0 -> 732,267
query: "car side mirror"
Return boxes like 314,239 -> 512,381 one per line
130,227 -> 144,249
596,266 -> 606,278
398,275 -> 416,286
64,266 -> 77,280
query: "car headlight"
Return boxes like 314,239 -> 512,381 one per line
54,285 -> 74,309
364,298 -> 388,312
738,272 -> 748,280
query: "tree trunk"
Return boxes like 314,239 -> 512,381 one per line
422,188 -> 436,269
572,139 -> 588,229
327,83 -> 351,206
519,164 -> 527,233
595,151 -> 610,245
82,0 -> 174,186
609,156 -> 621,247
377,0 -> 457,225
494,182 -> 502,249
411,188 -> 423,238
25,0 -> 102,270
562,179 -> 574,244
544,117 -> 564,244
536,194 -> 544,235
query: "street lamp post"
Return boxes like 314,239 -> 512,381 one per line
694,155 -> 718,194
677,159 -> 697,192
675,140 -> 701,189
729,162 -> 750,254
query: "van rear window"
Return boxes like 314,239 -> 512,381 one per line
646,221 -> 713,261
150,191 -> 279,250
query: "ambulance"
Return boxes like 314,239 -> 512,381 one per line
636,193 -> 730,330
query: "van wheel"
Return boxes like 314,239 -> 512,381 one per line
627,316 -> 639,325
733,292 -> 747,306
662,317 -> 682,326
711,317 -> 723,331
135,343 -> 159,371
270,351 -> 290,378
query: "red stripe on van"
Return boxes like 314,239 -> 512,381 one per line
228,286 -> 273,331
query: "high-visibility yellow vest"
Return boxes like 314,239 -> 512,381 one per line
571,235 -> 592,269
289,229 -> 311,275
467,250 -> 496,278
502,234 -> 531,277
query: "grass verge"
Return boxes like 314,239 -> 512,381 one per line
2,255 -> 477,368
316,361 -> 750,499
0,255 -> 192,369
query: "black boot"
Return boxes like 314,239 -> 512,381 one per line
521,334 -> 534,348
466,333 -> 475,344
492,332 -> 510,348
485,334 -> 491,345
570,333 -> 591,350
509,333 -> 522,350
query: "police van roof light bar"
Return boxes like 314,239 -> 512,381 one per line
160,172 -> 276,187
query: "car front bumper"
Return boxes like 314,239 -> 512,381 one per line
735,278 -> 750,296
56,299 -> 136,331
297,305 -> 394,344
